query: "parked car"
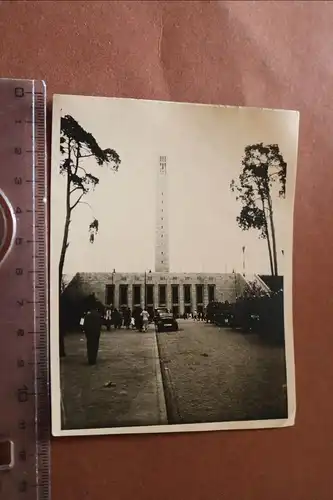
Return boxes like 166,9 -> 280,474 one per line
154,308 -> 179,332
214,310 -> 235,327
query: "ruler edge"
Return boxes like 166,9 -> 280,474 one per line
33,78 -> 52,499
0,78 -> 51,499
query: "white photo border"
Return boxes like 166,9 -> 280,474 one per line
50,95 -> 298,437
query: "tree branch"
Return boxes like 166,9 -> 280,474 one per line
70,192 -> 85,211
74,144 -> 81,176
248,196 -> 270,210
70,186 -> 84,195
77,200 -> 94,212
77,165 -> 88,175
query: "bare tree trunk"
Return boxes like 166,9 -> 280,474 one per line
267,191 -> 278,276
59,166 -> 72,291
58,140 -> 72,357
58,212 -> 71,289
266,230 -> 274,276
261,196 -> 274,275
58,174 -> 71,358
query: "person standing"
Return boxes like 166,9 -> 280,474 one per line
83,306 -> 103,365
135,307 -> 143,331
141,308 -> 150,332
112,308 -> 122,329
123,307 -> 131,329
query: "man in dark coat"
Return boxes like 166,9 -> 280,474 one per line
134,307 -> 143,331
83,307 -> 103,365
112,308 -> 122,329
123,307 -> 131,329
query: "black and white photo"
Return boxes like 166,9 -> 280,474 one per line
50,95 -> 299,436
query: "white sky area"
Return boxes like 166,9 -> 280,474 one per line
51,96 -> 298,276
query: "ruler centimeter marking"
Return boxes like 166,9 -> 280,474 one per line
0,79 -> 50,499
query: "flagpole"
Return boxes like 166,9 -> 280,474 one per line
242,246 -> 246,277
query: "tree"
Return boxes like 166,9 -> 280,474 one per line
242,280 -> 270,299
230,143 -> 286,276
59,115 -> 121,289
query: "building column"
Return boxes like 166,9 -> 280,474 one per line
166,283 -> 172,312
140,284 -> 145,308
179,284 -> 184,315
128,285 -> 133,311
153,284 -> 159,310
114,284 -> 120,309
191,284 -> 197,313
203,284 -> 209,308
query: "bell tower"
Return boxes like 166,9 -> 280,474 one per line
155,155 -> 169,273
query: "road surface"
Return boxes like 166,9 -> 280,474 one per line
156,319 -> 288,424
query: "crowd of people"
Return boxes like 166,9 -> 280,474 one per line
101,306 -> 150,332
182,311 -> 206,321
100,307 -> 207,328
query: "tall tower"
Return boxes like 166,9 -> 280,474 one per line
155,155 -> 169,273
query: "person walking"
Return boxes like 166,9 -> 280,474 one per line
104,306 -> 112,331
141,308 -> 150,332
83,306 -> 103,365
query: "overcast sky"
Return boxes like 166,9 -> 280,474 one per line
51,96 -> 299,276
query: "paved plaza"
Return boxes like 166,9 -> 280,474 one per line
61,330 -> 167,430
60,320 -> 287,430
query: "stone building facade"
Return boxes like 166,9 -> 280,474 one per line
65,271 -> 247,317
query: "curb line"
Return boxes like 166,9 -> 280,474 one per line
151,329 -> 168,425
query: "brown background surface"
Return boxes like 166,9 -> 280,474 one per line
1,1 -> 332,499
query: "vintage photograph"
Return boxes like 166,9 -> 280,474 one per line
50,95 -> 299,436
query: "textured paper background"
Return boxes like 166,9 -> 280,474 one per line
0,1 -> 332,499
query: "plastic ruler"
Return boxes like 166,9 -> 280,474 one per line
0,79 -> 50,499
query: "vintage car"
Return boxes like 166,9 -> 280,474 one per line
154,307 -> 179,332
